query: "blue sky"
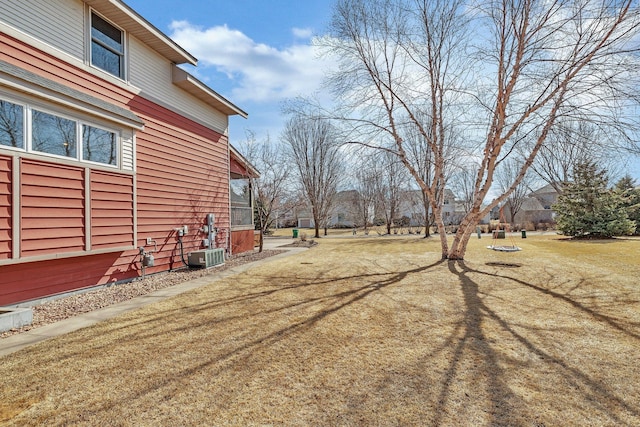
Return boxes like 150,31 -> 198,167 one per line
126,0 -> 335,145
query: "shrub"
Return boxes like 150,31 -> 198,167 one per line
554,161 -> 635,238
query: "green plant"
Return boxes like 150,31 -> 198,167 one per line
553,161 -> 635,238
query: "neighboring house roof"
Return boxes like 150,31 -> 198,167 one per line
400,188 -> 456,201
515,197 -> 545,211
84,0 -> 197,65
530,183 -> 559,196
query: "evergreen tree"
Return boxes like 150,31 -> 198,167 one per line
553,161 -> 635,238
614,175 -> 640,235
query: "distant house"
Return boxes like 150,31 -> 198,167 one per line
503,197 -> 554,225
501,184 -> 559,226
327,190 -> 374,228
371,188 -> 490,228
0,0 -> 256,305
530,183 -> 560,209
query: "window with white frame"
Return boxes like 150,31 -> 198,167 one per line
230,177 -> 253,227
32,109 -> 77,158
0,97 -> 119,167
90,12 -> 125,79
0,100 -> 24,149
83,124 -> 117,166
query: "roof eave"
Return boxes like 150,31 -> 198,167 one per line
172,66 -> 248,118
230,145 -> 260,178
84,0 -> 197,66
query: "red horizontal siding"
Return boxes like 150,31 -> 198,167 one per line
23,217 -> 83,229
20,160 -> 85,256
91,216 -> 133,227
90,171 -> 134,250
0,251 -> 135,305
21,197 -> 84,209
22,161 -> 84,180
0,33 -> 132,109
133,103 -> 231,264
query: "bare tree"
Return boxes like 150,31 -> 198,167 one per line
239,131 -> 292,252
283,113 -> 343,238
352,156 -> 379,233
373,150 -> 409,234
324,0 -> 640,259
450,164 -> 478,218
531,120 -> 624,193
496,157 -> 533,225
324,0 -> 472,257
402,114 -> 462,237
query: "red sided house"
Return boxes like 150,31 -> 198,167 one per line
0,0 -> 257,306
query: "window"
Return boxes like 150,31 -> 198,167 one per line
91,12 -> 124,79
32,110 -> 77,158
230,178 -> 253,227
0,100 -> 24,149
83,125 -> 117,166
0,96 -> 120,168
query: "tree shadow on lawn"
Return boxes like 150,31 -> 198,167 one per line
444,260 -> 640,426
6,257 -> 640,425
16,260 -> 450,424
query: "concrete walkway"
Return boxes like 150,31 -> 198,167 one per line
0,239 -> 305,358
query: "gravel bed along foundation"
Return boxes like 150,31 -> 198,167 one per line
1,249 -> 284,339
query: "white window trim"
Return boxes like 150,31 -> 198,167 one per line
29,106 -> 81,162
0,94 -> 27,152
0,94 -> 125,170
80,122 -> 119,167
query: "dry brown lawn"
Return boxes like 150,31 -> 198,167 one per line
1,234 -> 639,426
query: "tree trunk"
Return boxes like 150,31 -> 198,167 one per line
430,204 -> 449,259
312,206 -> 320,238
448,210 -> 482,260
423,201 -> 431,238
257,210 -> 264,253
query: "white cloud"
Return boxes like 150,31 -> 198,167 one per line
169,21 -> 331,103
292,27 -> 313,39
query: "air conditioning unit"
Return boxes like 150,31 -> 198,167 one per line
188,248 -> 225,268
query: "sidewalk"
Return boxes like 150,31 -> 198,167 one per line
0,241 -> 305,358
